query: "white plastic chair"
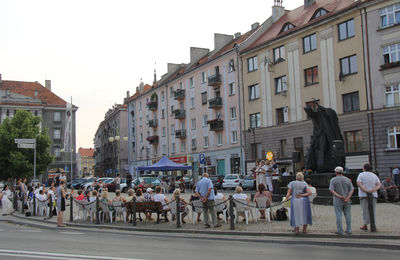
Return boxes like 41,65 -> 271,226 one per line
214,199 -> 227,223
112,201 -> 127,223
255,197 -> 271,222
234,198 -> 250,224
99,201 -> 113,223
169,200 -> 185,224
85,202 -> 97,222
191,200 -> 203,225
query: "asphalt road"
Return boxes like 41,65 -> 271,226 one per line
0,222 -> 397,260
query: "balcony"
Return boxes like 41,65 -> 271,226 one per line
148,119 -> 158,128
173,109 -> 186,119
146,135 -> 159,145
207,119 -> 224,131
174,89 -> 185,100
147,100 -> 158,111
175,129 -> 186,139
208,97 -> 222,109
207,74 -> 221,87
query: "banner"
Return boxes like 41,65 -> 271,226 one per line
63,102 -> 72,152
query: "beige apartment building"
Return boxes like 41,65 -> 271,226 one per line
240,0 -> 377,173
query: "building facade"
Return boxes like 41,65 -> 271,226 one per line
94,103 -> 128,177
77,147 -> 95,176
0,77 -> 78,180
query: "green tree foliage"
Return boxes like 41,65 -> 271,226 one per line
0,110 -> 53,180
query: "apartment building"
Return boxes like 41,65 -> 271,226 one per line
77,147 -> 95,176
0,76 -> 78,180
240,0 -> 376,173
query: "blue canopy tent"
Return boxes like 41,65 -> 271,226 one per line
137,156 -> 192,171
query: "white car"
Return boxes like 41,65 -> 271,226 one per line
222,174 -> 243,189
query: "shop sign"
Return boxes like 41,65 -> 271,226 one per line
169,156 -> 187,164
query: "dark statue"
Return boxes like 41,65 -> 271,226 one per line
304,102 -> 345,173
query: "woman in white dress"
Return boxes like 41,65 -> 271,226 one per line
1,184 -> 14,215
257,160 -> 267,188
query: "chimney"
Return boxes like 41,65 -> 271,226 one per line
214,34 -> 234,52
272,0 -> 285,23
304,0 -> 315,8
167,63 -> 182,74
126,91 -> 130,98
234,32 -> 242,39
45,80 -> 51,91
190,47 -> 209,64
251,22 -> 260,30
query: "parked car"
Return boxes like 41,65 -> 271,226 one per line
67,178 -> 86,189
222,174 -> 243,189
210,175 -> 224,189
106,178 -> 126,192
133,177 -> 160,190
242,175 -> 256,190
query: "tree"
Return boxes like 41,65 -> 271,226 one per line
0,110 -> 53,180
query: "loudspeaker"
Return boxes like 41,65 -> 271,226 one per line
332,140 -> 345,157
292,151 -> 301,163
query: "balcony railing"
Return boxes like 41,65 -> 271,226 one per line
175,129 -> 186,139
208,97 -> 222,109
207,119 -> 224,131
146,100 -> 158,111
146,135 -> 159,145
174,89 -> 185,100
173,109 -> 186,119
148,119 -> 158,128
207,74 -> 221,87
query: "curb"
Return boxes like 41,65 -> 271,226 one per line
6,213 -> 400,241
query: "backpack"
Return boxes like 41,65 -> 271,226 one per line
275,207 -> 288,221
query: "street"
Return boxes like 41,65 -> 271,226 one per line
0,222 -> 397,260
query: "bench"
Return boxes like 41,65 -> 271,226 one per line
125,200 -> 169,224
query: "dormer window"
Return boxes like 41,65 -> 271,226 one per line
280,22 -> 295,34
311,8 -> 328,20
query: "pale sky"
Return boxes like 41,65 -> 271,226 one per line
0,0 -> 303,149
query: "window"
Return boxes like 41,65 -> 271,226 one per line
388,126 -> 400,149
191,138 -> 197,149
53,112 -> 61,122
303,34 -> 317,53
250,143 -> 262,160
139,102 -> 142,111
179,82 -> 183,89
146,114 -> 149,122
162,127 -> 166,137
280,139 -> 287,157
162,145 -> 167,155
161,109 -> 165,119
203,115 -> 208,126
170,87 -> 174,96
249,84 -> 259,100
250,113 -> 261,128
280,22 -> 295,33
54,147 -> 60,158
217,133 -> 222,146
340,55 -> 357,77
54,129 -> 61,139
230,107 -> 236,120
273,45 -> 285,63
201,92 -> 207,105
140,133 -> 143,143
383,43 -> 400,65
345,130 -> 363,153
247,56 -> 258,72
172,143 -> 176,154
161,91 -> 165,101
153,147 -> 158,157
190,77 -> 194,88
171,124 -> 175,135
312,8 -> 328,19
385,84 -> 400,107
276,107 -> 288,125
275,76 -> 287,94
304,66 -> 319,86
338,19 -> 355,41
228,59 -> 235,72
380,3 -> 400,28
342,92 -> 360,113
201,72 -> 207,83
191,118 -> 196,130
170,106 -> 174,115
190,97 -> 195,109
232,130 -> 238,143
229,83 -> 235,95
139,117 -> 142,126
203,136 -> 209,147
181,141 -> 186,153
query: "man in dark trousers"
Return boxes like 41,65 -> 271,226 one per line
329,166 -> 354,235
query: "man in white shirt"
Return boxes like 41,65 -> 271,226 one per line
357,163 -> 381,231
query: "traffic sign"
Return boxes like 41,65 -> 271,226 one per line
15,138 -> 36,144
17,143 -> 36,149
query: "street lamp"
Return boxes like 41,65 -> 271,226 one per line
247,128 -> 256,161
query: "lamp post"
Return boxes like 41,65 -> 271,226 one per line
109,136 -> 128,177
247,128 -> 256,161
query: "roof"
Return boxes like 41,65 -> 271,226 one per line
243,0 -> 362,53
0,80 -> 68,108
78,148 -> 94,157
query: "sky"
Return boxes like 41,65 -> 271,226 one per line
0,0 -> 303,149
